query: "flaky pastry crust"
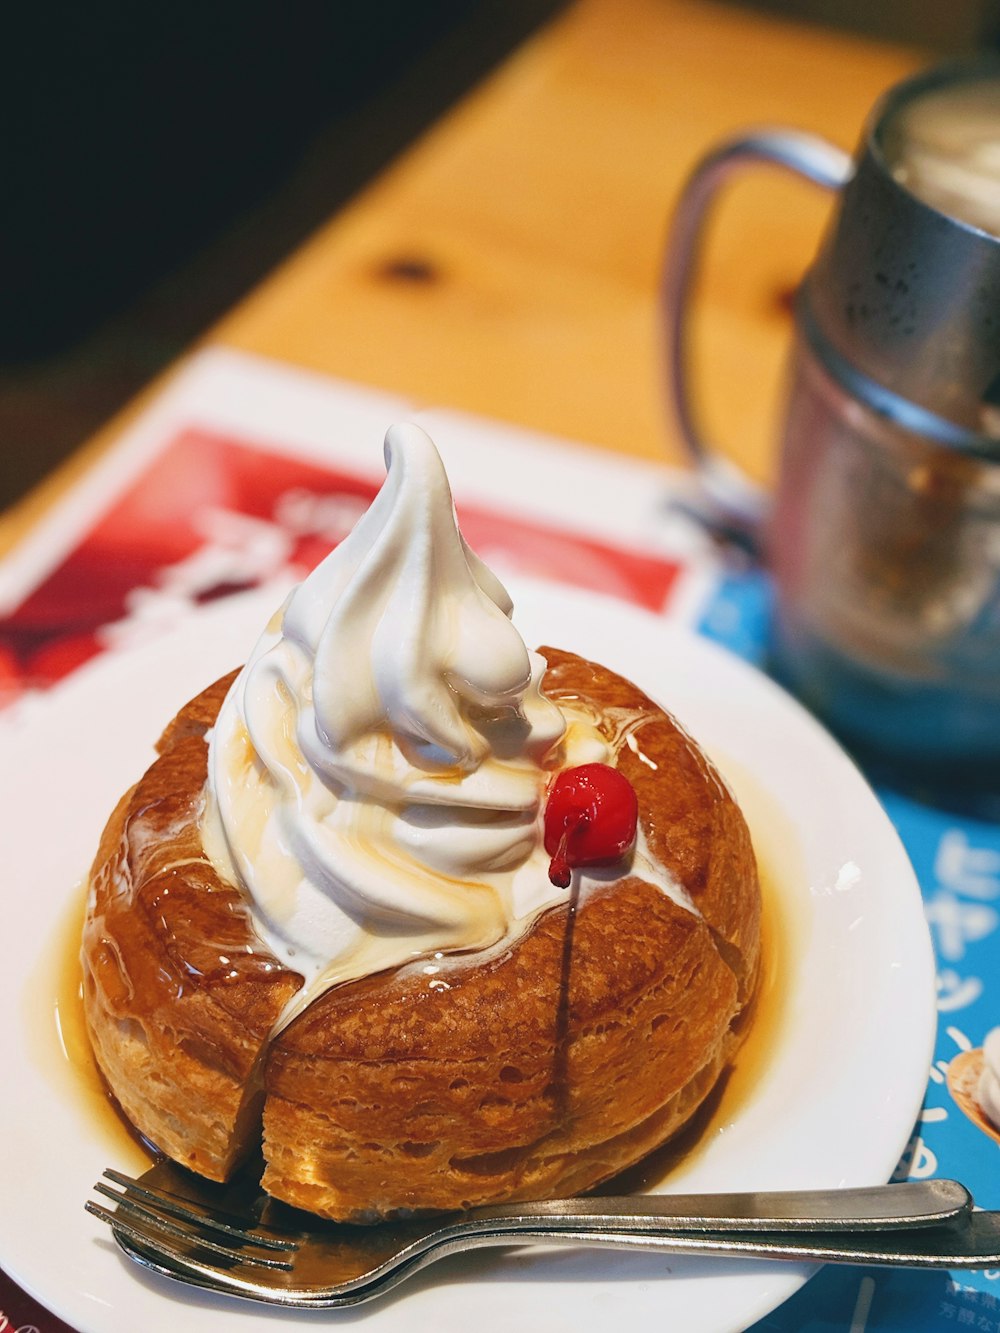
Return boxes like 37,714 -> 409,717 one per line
82,650 -> 761,1219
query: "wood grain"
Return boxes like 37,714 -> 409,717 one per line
0,0 -> 919,556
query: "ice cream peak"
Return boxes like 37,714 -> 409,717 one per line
977,1027 -> 1000,1130
201,423 -> 608,1005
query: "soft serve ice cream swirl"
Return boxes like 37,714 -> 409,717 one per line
202,423 -> 607,1007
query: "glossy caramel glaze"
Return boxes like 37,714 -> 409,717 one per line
264,648 -> 761,1219
542,647 -> 761,1004
82,650 -> 761,1218
81,670 -> 303,1180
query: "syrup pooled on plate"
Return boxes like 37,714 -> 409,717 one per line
39,888 -> 150,1169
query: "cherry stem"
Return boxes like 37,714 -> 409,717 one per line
547,813 -> 591,889
549,837 -> 570,890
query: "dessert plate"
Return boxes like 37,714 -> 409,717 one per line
0,578 -> 935,1333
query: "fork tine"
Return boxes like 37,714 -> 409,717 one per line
100,1170 -> 298,1252
84,1200 -> 283,1291
88,1187 -> 296,1272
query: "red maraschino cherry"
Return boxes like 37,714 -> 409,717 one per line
543,763 -> 638,888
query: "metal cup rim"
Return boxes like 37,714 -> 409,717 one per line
862,55 -> 1000,245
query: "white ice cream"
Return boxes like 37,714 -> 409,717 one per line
202,423 -> 624,1012
977,1027 -> 1000,1129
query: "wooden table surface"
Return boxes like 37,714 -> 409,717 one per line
0,0 -> 921,558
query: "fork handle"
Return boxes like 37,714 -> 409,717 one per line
461,1179 -> 972,1234
458,1211 -> 1000,1269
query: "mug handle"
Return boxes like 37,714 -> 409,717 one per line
661,130 -> 853,540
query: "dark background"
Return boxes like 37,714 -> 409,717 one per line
1,0 -> 563,506
3,0 -> 998,510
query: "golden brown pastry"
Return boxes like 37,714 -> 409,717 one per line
82,671 -> 303,1181
83,648 -> 760,1220
83,423 -> 761,1221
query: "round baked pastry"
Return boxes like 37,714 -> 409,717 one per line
82,646 -> 760,1219
81,423 -> 761,1222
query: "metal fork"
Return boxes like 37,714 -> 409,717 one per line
85,1160 -> 1000,1308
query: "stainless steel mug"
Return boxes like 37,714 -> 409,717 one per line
664,60 -> 1000,805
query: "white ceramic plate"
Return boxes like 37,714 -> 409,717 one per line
0,579 -> 935,1333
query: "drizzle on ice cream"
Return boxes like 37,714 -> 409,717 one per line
201,424 -> 611,1013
